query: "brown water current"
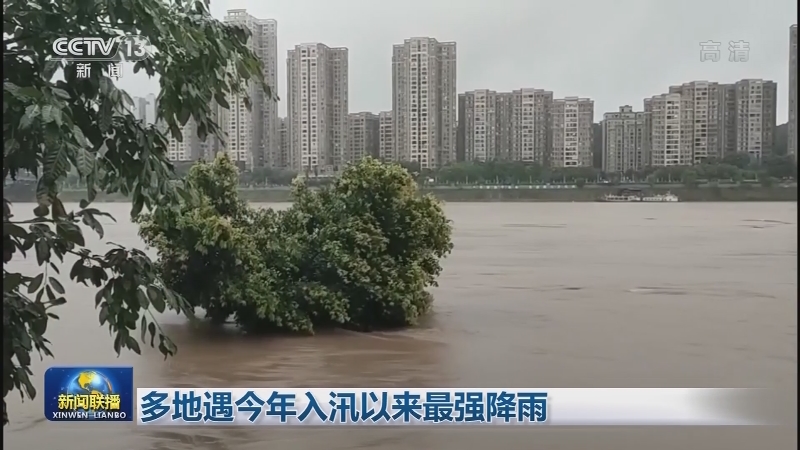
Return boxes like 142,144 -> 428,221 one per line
3,202 -> 797,449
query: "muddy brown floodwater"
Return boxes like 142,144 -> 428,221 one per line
3,202 -> 797,450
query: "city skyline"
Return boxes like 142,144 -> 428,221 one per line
115,0 -> 797,123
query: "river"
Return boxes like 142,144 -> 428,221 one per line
3,202 -> 797,450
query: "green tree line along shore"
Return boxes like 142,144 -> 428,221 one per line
28,150 -> 795,192
3,0 -> 452,425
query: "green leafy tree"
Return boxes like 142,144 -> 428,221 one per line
757,171 -> 776,187
138,155 -> 262,325
138,156 -> 454,333
681,169 -> 699,188
286,159 -> 454,330
3,0 -> 269,424
762,155 -> 797,179
722,152 -> 752,170
731,167 -> 744,184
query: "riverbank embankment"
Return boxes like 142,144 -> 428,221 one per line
3,184 -> 797,203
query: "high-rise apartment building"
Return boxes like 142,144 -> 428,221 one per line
278,117 -> 290,168
731,79 -> 777,162
456,88 -> 552,163
392,37 -> 457,169
223,10 -> 278,170
457,90 -> 498,162
346,112 -> 380,163
378,111 -> 394,161
510,89 -> 553,163
133,96 -> 148,123
550,97 -> 594,167
788,24 -> 797,161
146,94 -> 157,124
646,93 -> 694,166
166,103 -> 223,162
494,93 -> 514,161
658,79 -> 775,163
167,120 -> 198,162
287,43 -> 349,173
668,81 -> 724,163
167,120 -> 210,162
719,83 -> 738,158
131,95 -> 157,125
601,106 -> 650,173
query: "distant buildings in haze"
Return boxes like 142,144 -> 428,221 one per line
601,79 -> 778,172
153,13 -> 793,173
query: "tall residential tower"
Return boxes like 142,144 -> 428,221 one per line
601,106 -> 650,173
392,37 -> 457,169
287,43 -> 349,173
457,90 -> 499,162
550,97 -> 594,167
223,10 -> 278,170
347,112 -> 380,163
456,88 -> 556,164
645,93 -> 694,166
378,111 -> 394,161
731,79 -> 777,162
668,81 -> 725,163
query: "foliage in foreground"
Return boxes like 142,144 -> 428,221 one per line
138,155 -> 454,333
3,0 -> 269,424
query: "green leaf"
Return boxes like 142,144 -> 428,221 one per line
149,287 -> 165,313
4,273 -> 23,293
41,105 -> 56,124
42,145 -> 71,184
72,125 -> 92,148
4,222 -> 28,239
75,147 -> 96,177
148,322 -> 157,347
48,277 -> 65,295
51,88 -> 71,100
214,92 -> 230,109
140,316 -> 147,342
35,240 -> 49,265
82,213 -> 104,238
99,305 -> 109,325
35,181 -> 52,208
136,289 -> 149,309
19,105 -> 40,129
51,198 -> 67,219
18,87 -> 42,100
126,336 -> 141,355
56,222 -> 85,247
33,204 -> 49,217
28,274 -> 44,293
113,333 -> 122,354
95,288 -> 105,306
3,82 -> 21,97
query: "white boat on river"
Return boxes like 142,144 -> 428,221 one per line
597,191 -> 680,203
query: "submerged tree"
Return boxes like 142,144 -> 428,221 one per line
3,0 -> 270,424
139,155 -> 454,334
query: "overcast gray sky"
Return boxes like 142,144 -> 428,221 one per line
118,0 -> 797,122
